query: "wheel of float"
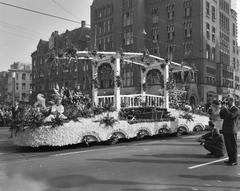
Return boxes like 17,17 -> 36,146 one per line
193,125 -> 204,132
136,129 -> 150,140
107,132 -> 127,145
108,134 -> 119,145
158,128 -> 169,137
82,135 -> 99,147
176,126 -> 188,137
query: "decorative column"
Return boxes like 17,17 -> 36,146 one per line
141,68 -> 146,95
114,53 -> 121,111
91,63 -> 98,107
141,68 -> 146,105
164,62 -> 169,109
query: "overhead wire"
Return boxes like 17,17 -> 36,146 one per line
0,20 -> 45,38
0,1 -> 81,24
51,0 -> 80,20
0,26 -> 37,41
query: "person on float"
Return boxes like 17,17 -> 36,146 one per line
44,97 -> 67,122
219,97 -> 239,166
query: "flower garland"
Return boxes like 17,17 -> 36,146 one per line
142,83 -> 147,92
115,75 -> 122,87
99,113 -> 118,128
92,77 -> 100,89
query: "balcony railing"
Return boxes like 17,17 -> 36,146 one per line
97,94 -> 165,108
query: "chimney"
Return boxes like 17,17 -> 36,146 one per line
81,20 -> 86,28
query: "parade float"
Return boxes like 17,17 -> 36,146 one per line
12,51 -> 209,147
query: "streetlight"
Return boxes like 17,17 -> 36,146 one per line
12,71 -> 16,107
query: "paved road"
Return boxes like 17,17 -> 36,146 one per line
0,127 -> 240,191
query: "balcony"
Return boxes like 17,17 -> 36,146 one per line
98,94 -> 165,108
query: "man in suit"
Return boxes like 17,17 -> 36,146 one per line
9,101 -> 21,138
219,97 -> 239,166
197,121 -> 225,158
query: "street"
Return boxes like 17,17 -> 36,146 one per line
0,127 -> 240,191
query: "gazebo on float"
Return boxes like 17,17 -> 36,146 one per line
72,50 -> 192,111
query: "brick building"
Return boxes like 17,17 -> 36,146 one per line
91,0 -> 239,104
31,21 -> 91,98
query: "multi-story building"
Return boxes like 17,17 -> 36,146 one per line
230,9 -> 240,101
31,21 -> 91,97
91,0 -> 239,105
7,62 -> 32,104
0,71 -> 8,103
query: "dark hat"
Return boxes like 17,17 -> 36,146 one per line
208,120 -> 215,127
212,100 -> 219,105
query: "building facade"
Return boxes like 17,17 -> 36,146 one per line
7,62 -> 32,104
0,71 -> 9,103
91,0 -> 239,104
31,21 -> 91,98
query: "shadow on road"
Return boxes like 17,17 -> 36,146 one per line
135,153 -> 206,159
48,174 -> 158,189
179,174 -> 240,182
89,157 -> 204,165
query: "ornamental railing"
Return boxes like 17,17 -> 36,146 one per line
97,94 -> 165,108
98,95 -> 114,107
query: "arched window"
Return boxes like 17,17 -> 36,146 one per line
98,63 -> 114,89
22,73 -> 26,80
146,69 -> 164,86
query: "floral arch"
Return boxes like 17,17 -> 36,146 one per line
97,62 -> 114,89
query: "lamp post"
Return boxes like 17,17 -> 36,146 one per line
12,71 -> 16,107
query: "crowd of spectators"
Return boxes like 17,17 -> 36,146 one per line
0,102 -> 31,127
0,104 -> 12,127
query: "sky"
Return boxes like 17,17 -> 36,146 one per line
0,0 -> 239,72
0,0 -> 92,71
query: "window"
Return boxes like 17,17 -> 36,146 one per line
185,7 -> 192,17
16,83 -> 19,90
123,11 -> 133,26
206,44 -> 210,59
184,0 -> 192,17
167,4 -> 174,20
206,1 -> 210,17
123,29 -> 133,45
233,40 -> 236,53
167,45 -> 175,58
212,47 -> 215,61
152,8 -> 159,23
212,6 -> 216,21
22,83 -> 26,90
98,63 -> 114,89
233,23 -> 236,36
184,21 -> 192,38
212,26 -> 215,42
16,73 -> 18,80
122,65 -> 133,87
167,25 -> 174,41
22,73 -> 26,80
152,27 -> 159,42
184,42 -> 192,56
206,22 -> 210,40
146,69 -> 164,86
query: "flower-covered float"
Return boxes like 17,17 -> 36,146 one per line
12,51 -> 209,147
